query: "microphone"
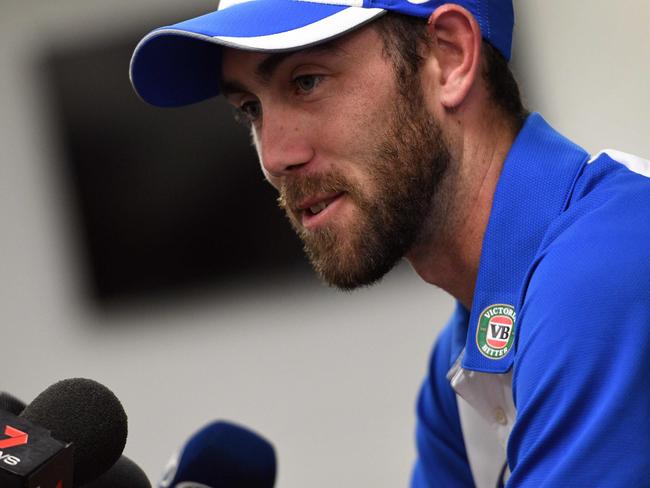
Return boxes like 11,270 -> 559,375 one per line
158,421 -> 276,488
82,455 -> 151,488
0,392 -> 26,416
0,378 -> 128,487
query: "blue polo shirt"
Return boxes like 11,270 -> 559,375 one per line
412,113 -> 650,487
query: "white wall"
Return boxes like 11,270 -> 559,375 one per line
511,0 -> 650,157
0,1 -> 648,486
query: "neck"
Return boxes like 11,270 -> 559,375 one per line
406,108 -> 520,309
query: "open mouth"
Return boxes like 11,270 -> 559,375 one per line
298,192 -> 344,228
306,195 -> 339,216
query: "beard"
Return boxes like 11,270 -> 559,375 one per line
278,81 -> 454,290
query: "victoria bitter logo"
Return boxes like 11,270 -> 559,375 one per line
476,304 -> 516,359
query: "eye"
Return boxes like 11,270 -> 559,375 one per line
294,74 -> 323,93
234,100 -> 262,126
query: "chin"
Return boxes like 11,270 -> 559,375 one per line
310,244 -> 398,291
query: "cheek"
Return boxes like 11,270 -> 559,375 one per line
335,82 -> 394,143
326,95 -> 393,172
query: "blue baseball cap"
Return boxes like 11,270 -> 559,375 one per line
130,0 -> 514,107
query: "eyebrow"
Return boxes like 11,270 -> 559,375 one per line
220,79 -> 250,98
221,42 -> 347,97
256,51 -> 296,82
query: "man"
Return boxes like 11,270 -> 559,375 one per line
130,0 -> 650,486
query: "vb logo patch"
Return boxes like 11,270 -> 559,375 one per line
476,304 -> 516,360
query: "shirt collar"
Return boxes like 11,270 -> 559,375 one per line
460,113 -> 590,373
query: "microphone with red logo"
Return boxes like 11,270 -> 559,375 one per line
157,420 -> 276,488
0,378 -> 128,488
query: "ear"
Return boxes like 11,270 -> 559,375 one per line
426,4 -> 482,109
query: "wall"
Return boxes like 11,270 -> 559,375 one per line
0,0 -> 648,486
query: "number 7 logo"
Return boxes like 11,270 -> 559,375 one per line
0,425 -> 29,449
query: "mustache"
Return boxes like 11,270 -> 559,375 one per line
277,172 -> 355,211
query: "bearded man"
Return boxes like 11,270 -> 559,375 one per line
130,0 -> 650,486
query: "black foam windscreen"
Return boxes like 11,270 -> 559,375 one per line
20,378 -> 128,486
0,391 -> 27,415
82,455 -> 151,488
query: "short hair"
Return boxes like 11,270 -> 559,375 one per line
373,13 -> 528,128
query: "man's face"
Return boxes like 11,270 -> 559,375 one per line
222,25 -> 453,289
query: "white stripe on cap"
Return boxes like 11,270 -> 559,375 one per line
219,0 -> 363,9
218,0 -> 255,10
294,0 -> 364,7
212,7 -> 384,51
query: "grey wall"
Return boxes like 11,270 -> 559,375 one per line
0,0 -> 648,486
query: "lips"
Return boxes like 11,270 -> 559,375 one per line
297,192 -> 344,228
305,195 -> 340,215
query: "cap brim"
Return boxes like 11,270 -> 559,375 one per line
130,0 -> 385,107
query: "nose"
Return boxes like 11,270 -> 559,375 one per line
254,107 -> 314,185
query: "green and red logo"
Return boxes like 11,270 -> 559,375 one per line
476,304 -> 516,360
